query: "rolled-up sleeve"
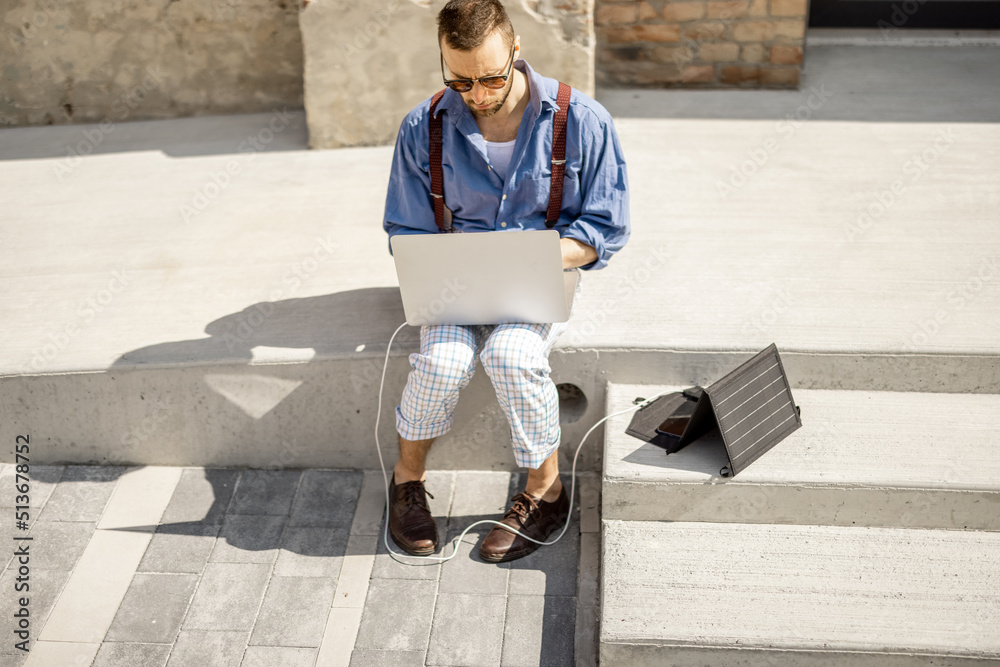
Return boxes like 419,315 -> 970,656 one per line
383,110 -> 437,255
560,111 -> 630,271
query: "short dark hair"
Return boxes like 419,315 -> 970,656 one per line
437,0 -> 515,51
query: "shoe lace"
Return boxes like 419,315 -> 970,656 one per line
505,493 -> 538,522
400,481 -> 433,509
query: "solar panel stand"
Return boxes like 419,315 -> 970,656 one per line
626,344 -> 802,477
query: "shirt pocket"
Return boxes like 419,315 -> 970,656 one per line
521,170 -> 581,223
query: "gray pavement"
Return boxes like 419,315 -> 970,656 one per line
0,465 -> 598,666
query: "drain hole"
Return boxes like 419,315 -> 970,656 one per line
557,383 -> 588,424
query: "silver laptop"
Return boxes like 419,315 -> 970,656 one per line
390,229 -> 580,326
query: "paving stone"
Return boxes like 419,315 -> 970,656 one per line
229,469 -> 301,516
38,465 -> 124,522
21,521 -> 95,571
349,649 -> 426,666
105,573 -> 199,643
507,520 -> 579,598
38,528 -> 154,643
501,595 -> 576,667
437,526 -> 509,595
576,531 -> 600,608
354,579 -> 437,651
318,607 -> 363,664
331,534 -> 377,611
447,471 -> 513,526
138,523 -> 220,574
350,470 -> 394,536
241,646 -> 318,666
0,568 -> 70,657
273,526 -> 349,578
182,563 -> 270,632
92,642 -> 171,667
21,640 -> 99,665
0,464 -> 64,508
576,472 -> 601,534
426,592 -> 506,666
98,466 -> 183,531
166,630 -> 246,667
250,576 -> 336,648
288,470 -> 362,529
209,514 -> 285,564
160,468 -> 239,526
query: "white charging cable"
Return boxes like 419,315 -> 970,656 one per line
374,321 -> 673,563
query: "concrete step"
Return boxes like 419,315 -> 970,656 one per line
600,519 -> 1000,666
603,383 -> 1000,531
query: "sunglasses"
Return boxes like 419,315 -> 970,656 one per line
440,43 -> 515,93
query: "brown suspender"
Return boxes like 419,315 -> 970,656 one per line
428,89 -> 450,232
545,82 -> 572,228
428,81 -> 571,233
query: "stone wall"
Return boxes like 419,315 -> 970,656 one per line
594,0 -> 807,88
0,0 -> 303,127
301,0 -> 596,149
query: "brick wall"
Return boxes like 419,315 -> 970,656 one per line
595,0 -> 808,88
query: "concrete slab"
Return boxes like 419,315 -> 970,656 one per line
601,520 -> 1000,665
603,383 -> 1000,530
2,46 -> 998,470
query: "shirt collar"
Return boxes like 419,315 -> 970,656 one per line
431,58 -> 562,122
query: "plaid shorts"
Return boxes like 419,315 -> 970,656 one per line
395,270 -> 583,468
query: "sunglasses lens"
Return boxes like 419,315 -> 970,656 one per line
448,81 -> 473,93
481,77 -> 507,89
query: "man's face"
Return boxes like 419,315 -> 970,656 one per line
441,32 -> 518,119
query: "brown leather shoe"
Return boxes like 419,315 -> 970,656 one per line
388,477 -> 438,556
479,486 -> 570,563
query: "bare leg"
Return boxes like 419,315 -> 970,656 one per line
394,436 -> 435,484
524,449 -> 563,502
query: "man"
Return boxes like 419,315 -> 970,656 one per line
382,0 -> 629,562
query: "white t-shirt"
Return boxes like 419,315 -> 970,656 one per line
484,138 -> 517,182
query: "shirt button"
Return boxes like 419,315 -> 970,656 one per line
500,221 -> 507,228
488,165 -> 492,170
502,194 -> 507,200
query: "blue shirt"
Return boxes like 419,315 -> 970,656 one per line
382,59 -> 630,271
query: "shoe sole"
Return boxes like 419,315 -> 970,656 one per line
389,530 -> 437,557
479,544 -> 538,563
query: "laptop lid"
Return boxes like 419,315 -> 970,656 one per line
390,229 -> 578,326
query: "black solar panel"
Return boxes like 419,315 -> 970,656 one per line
624,343 -> 801,477
705,344 -> 801,476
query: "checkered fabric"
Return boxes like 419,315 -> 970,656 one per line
396,271 -> 583,468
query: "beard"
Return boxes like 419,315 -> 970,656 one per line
465,75 -> 514,118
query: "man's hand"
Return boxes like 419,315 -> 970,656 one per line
560,237 -> 598,270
